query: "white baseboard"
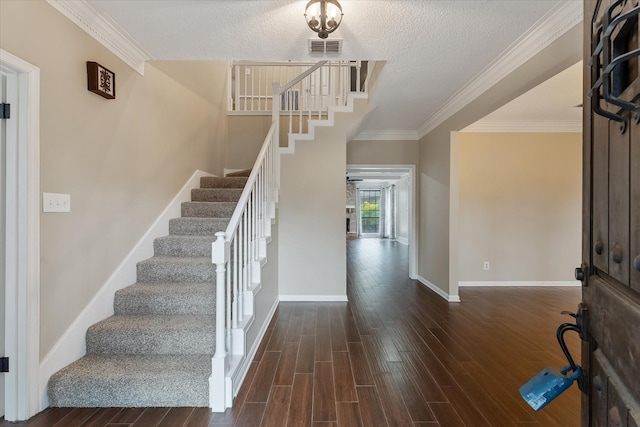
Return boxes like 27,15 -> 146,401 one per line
38,169 -> 214,409
395,236 -> 409,245
279,295 -> 349,302
231,298 -> 279,399
417,275 -> 461,303
458,281 -> 580,287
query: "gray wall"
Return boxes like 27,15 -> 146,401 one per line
347,139 -> 418,166
279,99 -> 372,298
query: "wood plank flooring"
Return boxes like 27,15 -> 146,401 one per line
3,238 -> 581,426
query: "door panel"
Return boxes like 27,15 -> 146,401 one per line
630,117 -> 640,291
590,354 -> 608,427
608,119 -> 630,284
592,114 -> 610,272
585,0 -> 640,426
595,349 -> 636,427
586,278 -> 640,400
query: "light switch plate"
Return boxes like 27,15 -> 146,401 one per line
43,193 -> 71,213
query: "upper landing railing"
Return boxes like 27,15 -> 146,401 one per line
228,61 -> 368,112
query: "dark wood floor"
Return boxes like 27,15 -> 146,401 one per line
4,238 -> 581,426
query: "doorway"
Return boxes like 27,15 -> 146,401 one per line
0,49 -> 40,421
346,165 -> 417,278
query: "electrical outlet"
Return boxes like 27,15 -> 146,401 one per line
483,261 -> 490,270
43,193 -> 71,213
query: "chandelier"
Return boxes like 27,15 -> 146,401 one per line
304,0 -> 343,39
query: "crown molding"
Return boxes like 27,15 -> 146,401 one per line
46,0 -> 153,75
461,120 -> 582,133
416,1 -> 583,139
352,129 -> 419,141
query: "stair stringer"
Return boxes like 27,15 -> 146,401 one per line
279,92 -> 369,155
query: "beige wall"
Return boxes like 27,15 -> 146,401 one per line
418,23 -> 582,298
458,132 -> 581,282
0,0 -> 226,357
418,127 -> 452,290
347,139 -> 418,166
225,115 -> 272,170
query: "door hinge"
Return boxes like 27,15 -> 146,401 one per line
0,103 -> 10,119
0,357 -> 8,373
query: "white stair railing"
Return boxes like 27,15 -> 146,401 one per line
210,60 -> 369,412
210,121 -> 278,412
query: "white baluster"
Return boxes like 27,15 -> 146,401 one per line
232,235 -> 238,329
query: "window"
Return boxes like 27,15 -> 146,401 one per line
360,189 -> 381,234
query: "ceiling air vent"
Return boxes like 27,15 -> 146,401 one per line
308,39 -> 342,55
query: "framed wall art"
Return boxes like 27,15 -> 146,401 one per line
87,61 -> 115,99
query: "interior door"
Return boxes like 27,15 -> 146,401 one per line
583,1 -> 640,426
0,71 -> 6,419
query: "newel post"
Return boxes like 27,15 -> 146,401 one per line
210,231 -> 230,412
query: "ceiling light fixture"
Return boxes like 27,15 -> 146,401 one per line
305,0 -> 343,39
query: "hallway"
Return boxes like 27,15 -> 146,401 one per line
10,238 -> 581,426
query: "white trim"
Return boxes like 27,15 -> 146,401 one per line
462,120 -> 582,133
45,0 -> 153,75
417,1 -> 583,138
417,275 -> 461,303
352,129 -> 419,141
230,299 -> 278,399
279,295 -> 348,302
0,49 -> 41,421
459,281 -> 580,287
38,169 -> 213,409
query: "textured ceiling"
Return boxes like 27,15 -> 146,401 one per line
89,0 -> 576,136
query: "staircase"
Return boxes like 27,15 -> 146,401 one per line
47,60 -> 375,412
47,173 -> 249,407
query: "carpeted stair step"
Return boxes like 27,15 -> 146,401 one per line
114,283 -> 215,315
169,217 -> 230,235
200,176 -> 247,188
137,256 -> 214,283
154,235 -> 216,257
225,169 -> 251,177
47,170 -> 255,408
181,201 -> 236,218
48,354 -> 211,407
191,188 -> 243,202
86,314 -> 214,355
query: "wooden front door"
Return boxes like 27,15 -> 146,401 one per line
583,1 -> 640,426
